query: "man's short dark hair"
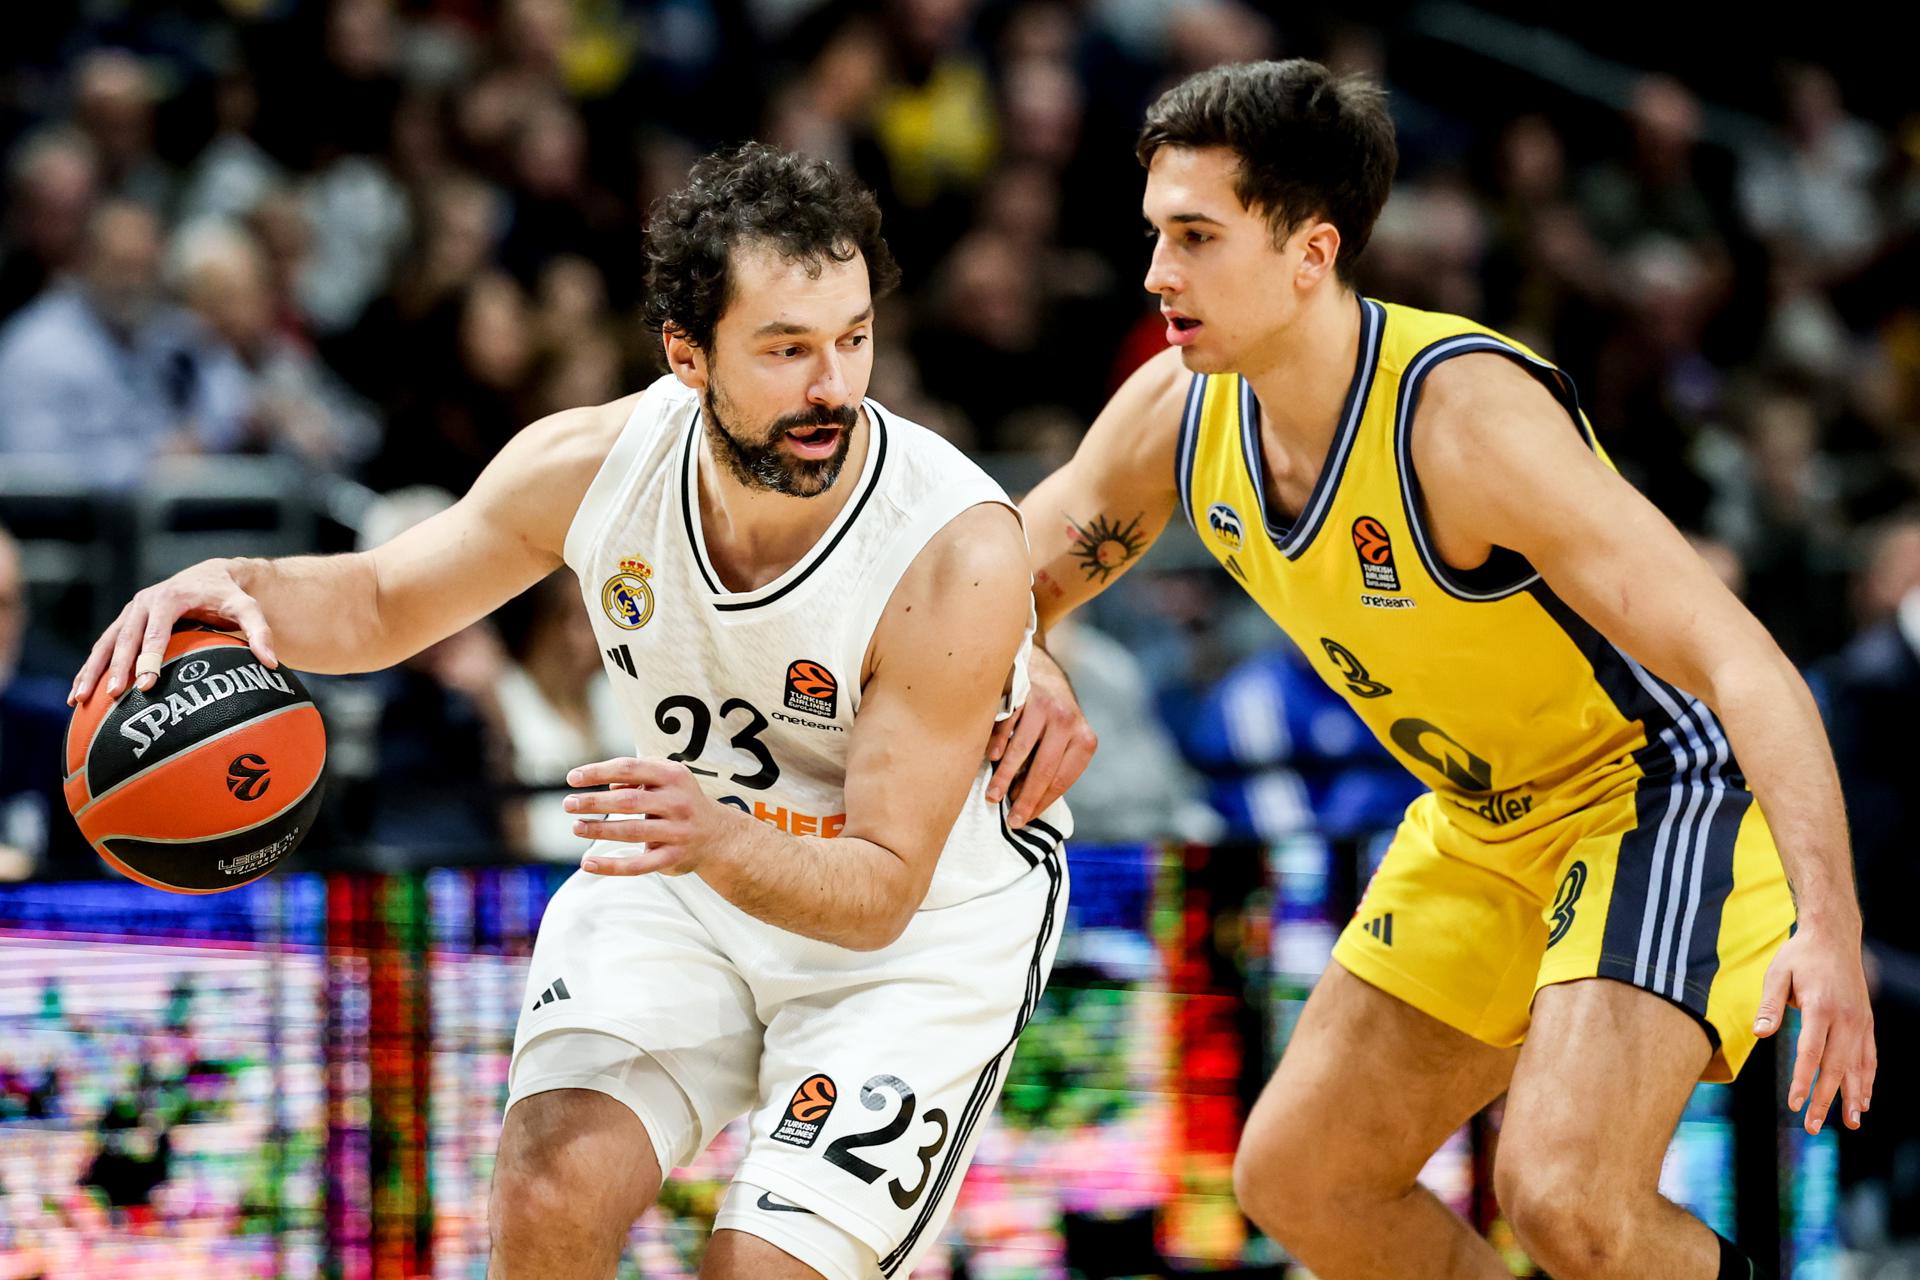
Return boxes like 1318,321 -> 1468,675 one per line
1136,59 -> 1397,283
643,143 -> 901,351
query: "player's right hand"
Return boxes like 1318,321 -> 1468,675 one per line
68,559 -> 278,706
985,645 -> 1096,828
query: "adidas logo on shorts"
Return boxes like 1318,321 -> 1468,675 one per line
529,977 -> 573,1011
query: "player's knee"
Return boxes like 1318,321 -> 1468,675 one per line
1495,1146 -> 1629,1278
489,1147 -> 628,1262
1231,1116 -> 1332,1241
490,1097 -> 645,1260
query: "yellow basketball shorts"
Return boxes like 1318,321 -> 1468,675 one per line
1331,780 -> 1796,1081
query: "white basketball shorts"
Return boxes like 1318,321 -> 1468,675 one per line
507,832 -> 1067,1278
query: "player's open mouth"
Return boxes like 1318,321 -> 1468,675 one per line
1165,313 -> 1202,346
785,425 -> 843,457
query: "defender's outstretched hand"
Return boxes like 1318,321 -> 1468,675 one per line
984,646 -> 1096,828
69,560 -> 278,705
1754,925 -> 1877,1135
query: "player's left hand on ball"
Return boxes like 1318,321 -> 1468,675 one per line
985,646 -> 1096,828
1753,924 -> 1877,1135
563,757 -> 720,876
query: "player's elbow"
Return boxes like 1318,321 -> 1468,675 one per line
842,911 -> 911,952
846,891 -> 921,951
839,848 -> 929,951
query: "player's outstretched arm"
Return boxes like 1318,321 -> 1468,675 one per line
986,346 -> 1189,823
1415,352 -> 1874,1137
69,396 -> 633,703
565,502 -> 1032,950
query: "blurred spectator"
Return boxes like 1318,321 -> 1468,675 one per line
862,0 -> 999,278
1044,616 -> 1219,845
492,572 -> 629,862
0,526 -> 94,882
1586,235 -> 1720,528
169,219 -> 380,470
1813,515 -> 1920,1251
175,70 -> 280,228
0,127 -> 99,323
70,49 -> 174,214
0,201 -> 244,487
333,173 -> 503,407
1577,75 -> 1726,256
1739,65 -> 1886,279
913,230 -> 1063,448
370,270 -> 536,494
1705,386 -> 1852,660
497,97 -> 623,291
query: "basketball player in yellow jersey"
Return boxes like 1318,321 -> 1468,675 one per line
988,59 -> 1876,1279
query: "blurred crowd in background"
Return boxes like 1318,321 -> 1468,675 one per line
1,0 -> 1919,1254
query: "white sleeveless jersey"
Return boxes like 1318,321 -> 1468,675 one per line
563,376 -> 1071,912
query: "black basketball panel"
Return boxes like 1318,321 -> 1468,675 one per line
87,645 -> 314,794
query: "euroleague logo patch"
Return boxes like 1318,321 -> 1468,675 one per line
771,1072 -> 837,1148
1351,516 -> 1401,592
784,659 -> 838,720
225,753 -> 271,802
601,556 -> 656,630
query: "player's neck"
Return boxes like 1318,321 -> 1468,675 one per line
694,412 -> 872,593
1238,286 -> 1364,454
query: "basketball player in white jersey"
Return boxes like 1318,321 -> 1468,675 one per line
69,143 -> 1071,1280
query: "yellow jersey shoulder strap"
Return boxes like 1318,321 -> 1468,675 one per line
1376,302 -> 1603,601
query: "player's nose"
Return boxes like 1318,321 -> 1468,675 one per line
1143,238 -> 1182,296
809,351 -> 852,407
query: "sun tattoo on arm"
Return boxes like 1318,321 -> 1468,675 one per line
1066,513 -> 1146,583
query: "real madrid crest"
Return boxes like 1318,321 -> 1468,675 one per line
602,556 -> 656,630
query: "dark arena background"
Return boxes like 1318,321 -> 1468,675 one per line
1,1 -> 1915,1277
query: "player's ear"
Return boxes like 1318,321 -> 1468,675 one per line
1294,219 -> 1342,291
663,327 -> 708,391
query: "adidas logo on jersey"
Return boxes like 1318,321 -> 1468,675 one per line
1361,913 -> 1394,945
529,977 -> 573,1011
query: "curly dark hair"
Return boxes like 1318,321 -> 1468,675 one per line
642,143 -> 901,352
1137,59 -> 1396,284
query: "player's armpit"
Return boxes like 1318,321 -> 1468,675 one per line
1019,347 -> 1189,630
838,502 -> 1035,935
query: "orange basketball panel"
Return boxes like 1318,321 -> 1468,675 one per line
74,704 -> 326,846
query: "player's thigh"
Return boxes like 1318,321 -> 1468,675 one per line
1497,976 -> 1711,1204
1241,961 -> 1518,1194
730,852 -> 1066,1280
513,868 -> 765,1167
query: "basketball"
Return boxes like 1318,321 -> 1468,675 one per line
62,629 -> 327,894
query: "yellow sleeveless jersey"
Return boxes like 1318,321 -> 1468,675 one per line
1177,298 -> 1740,843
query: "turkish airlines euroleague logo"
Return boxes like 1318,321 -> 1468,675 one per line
1351,516 -> 1402,592
225,753 -> 271,802
771,1072 -> 838,1148
784,660 -> 838,720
